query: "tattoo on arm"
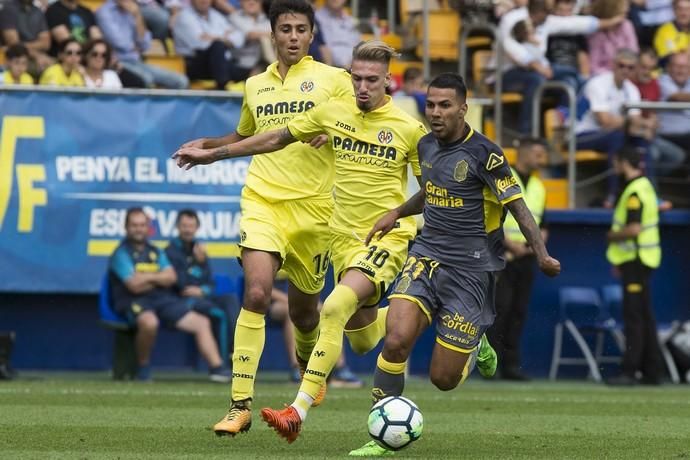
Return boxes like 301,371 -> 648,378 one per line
506,198 -> 548,259
277,127 -> 296,145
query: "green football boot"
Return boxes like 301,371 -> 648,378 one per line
476,334 -> 498,378
349,441 -> 394,457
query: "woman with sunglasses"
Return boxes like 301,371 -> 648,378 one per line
83,39 -> 123,89
39,38 -> 85,87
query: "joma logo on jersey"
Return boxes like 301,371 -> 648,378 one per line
336,120 -> 356,132
256,100 -> 315,117
332,135 -> 397,159
257,86 -> 275,94
300,80 -> 314,92
441,313 -> 478,337
377,129 -> 393,144
495,175 -> 518,193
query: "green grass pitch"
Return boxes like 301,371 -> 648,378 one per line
1,372 -> 689,459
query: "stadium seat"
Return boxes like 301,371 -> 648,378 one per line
471,50 -> 522,103
600,284 -> 681,384
543,109 -> 606,163
98,275 -> 137,379
549,287 -> 621,382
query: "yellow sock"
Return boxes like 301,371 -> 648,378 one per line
297,285 -> 359,402
345,306 -> 388,355
230,308 -> 265,401
294,324 -> 319,362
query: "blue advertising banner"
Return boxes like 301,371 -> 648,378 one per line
0,89 -> 247,293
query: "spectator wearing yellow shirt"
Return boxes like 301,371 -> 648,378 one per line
653,0 -> 690,60
1,44 -> 34,85
39,38 -> 85,86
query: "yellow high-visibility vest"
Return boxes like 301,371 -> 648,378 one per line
503,167 -> 545,243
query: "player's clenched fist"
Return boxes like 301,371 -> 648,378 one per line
538,256 -> 561,277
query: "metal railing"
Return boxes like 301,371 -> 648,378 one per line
458,22 -> 502,146
531,81 -> 578,209
624,101 -> 690,111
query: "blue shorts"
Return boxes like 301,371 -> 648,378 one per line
126,291 -> 191,328
388,252 -> 497,352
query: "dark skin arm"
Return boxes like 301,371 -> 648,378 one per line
505,198 -> 561,276
607,223 -> 642,242
365,177 -> 424,245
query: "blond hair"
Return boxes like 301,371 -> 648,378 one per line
351,40 -> 400,65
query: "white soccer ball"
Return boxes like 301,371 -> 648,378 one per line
367,396 -> 423,451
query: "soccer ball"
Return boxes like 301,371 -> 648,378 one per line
367,396 -> 423,451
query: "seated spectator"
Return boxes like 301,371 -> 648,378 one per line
393,67 -> 426,122
228,0 -> 275,78
1,43 -> 34,84
45,0 -> 103,56
588,0 -> 639,76
653,0 -> 690,61
498,0 -> 624,133
269,278 -> 363,388
0,1 -> 19,47
97,0 -> 189,89
109,207 -> 231,382
39,38 -> 85,86
546,0 -> 589,92
633,48 -> 687,178
629,0 -> 673,47
575,48 -> 650,206
307,2 -> 332,65
12,0 -> 54,75
657,52 -> 690,152
315,0 -> 360,69
172,0 -> 244,88
82,39 -> 123,88
165,209 -> 240,358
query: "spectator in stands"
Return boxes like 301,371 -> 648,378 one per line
39,37 -> 85,85
165,209 -> 240,358
633,48 -> 687,178
653,0 -> 690,61
657,52 -> 690,152
45,0 -> 102,56
109,207 -> 231,382
498,0 -> 625,133
228,0 -> 275,77
0,1 -> 20,46
575,48 -> 650,206
172,0 -> 244,89
488,137 -> 548,381
314,0 -> 360,69
588,0 -> 639,76
137,0 -> 171,42
269,278 -> 363,388
546,0 -> 589,92
97,0 -> 189,88
392,66 -> 426,121
12,0 -> 54,75
82,38 -> 123,88
629,0 -> 673,47
0,43 -> 34,84
306,2 -> 332,65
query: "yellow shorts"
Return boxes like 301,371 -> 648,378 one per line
330,230 -> 411,307
239,187 -> 333,294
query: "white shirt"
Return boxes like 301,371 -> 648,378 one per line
83,69 -> 123,89
657,73 -> 690,135
497,7 -> 599,73
576,71 -> 642,134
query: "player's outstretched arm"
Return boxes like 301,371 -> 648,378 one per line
365,188 -> 426,245
173,127 -> 298,169
505,198 -> 561,277
181,131 -> 248,150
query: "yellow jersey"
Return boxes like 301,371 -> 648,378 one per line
39,64 -> 85,87
653,22 -> 690,58
237,56 -> 353,202
1,71 -> 34,85
288,95 -> 427,239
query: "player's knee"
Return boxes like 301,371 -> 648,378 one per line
243,283 -> 271,312
383,332 -> 413,363
430,371 -> 460,391
137,313 -> 159,333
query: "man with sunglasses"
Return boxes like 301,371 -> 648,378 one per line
575,48 -> 652,207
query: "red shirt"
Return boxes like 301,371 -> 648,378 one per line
633,78 -> 661,117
